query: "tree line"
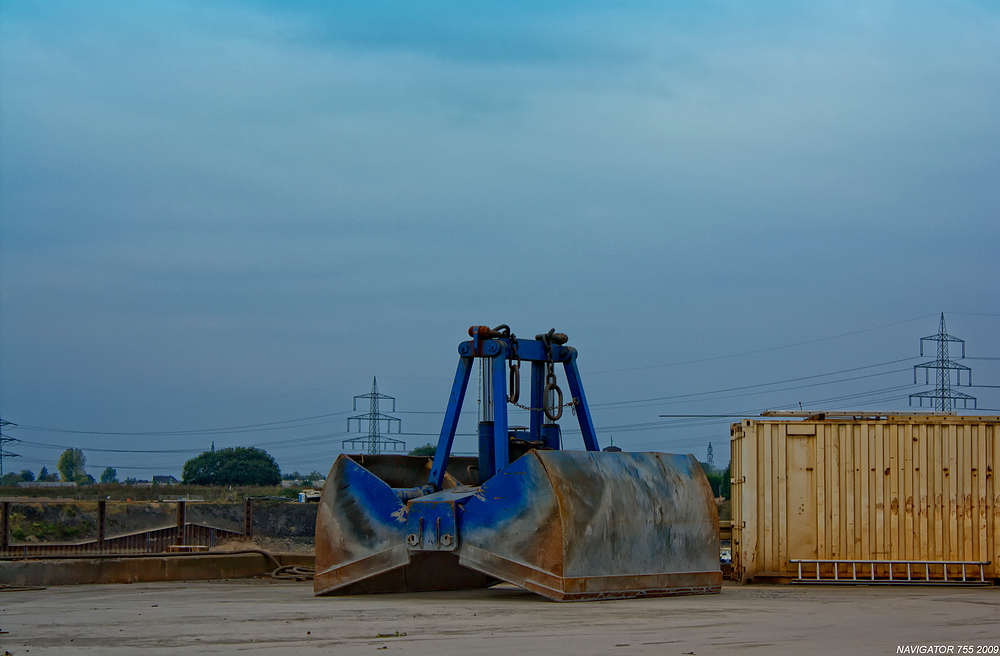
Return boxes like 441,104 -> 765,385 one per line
0,448 -> 104,486
4,445 -> 732,496
1,446 -> 282,487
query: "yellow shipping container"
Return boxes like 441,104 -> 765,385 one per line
730,413 -> 999,583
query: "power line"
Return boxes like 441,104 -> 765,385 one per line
0,379 -> 369,412
16,440 -> 200,454
595,363 -> 915,409
250,430 -> 352,449
6,328 -> 991,464
19,428 -> 358,455
657,414 -> 750,418
8,410 -> 354,437
558,382 -> 920,437
9,373 -> 944,457
584,315 -> 934,375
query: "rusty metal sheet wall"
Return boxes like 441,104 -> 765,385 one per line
730,415 -> 999,581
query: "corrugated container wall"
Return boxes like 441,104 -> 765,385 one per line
730,415 -> 999,581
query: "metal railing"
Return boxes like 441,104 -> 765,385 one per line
1,499 -> 252,557
0,523 -> 246,557
790,559 -> 992,585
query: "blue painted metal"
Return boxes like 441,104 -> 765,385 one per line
404,487 -> 478,551
561,348 -> 600,452
405,499 -> 458,551
315,326 -> 722,601
313,456 -> 409,594
540,423 -> 561,450
477,422 -> 495,482
428,355 -> 473,490
490,341 -> 509,479
529,360 -> 545,441
393,485 -> 436,502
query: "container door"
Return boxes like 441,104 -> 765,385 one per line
729,422 -> 744,579
786,435 -> 818,562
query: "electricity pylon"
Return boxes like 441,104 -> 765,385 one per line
0,418 -> 20,478
909,313 -> 976,411
343,377 -> 405,454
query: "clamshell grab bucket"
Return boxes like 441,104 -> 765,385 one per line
314,450 -> 722,601
315,326 -> 722,601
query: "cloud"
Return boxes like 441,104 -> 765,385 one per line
1,0 -> 998,475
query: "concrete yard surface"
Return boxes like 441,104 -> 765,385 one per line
1,580 -> 998,655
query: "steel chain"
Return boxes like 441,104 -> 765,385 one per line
492,325 -> 575,416
509,397 -> 579,413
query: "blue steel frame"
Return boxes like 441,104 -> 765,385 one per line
428,333 -> 600,490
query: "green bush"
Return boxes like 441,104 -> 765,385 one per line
408,443 -> 436,456
182,447 -> 281,486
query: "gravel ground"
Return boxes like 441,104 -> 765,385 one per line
2,580 -> 998,655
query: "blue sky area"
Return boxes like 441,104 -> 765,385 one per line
1,1 -> 998,479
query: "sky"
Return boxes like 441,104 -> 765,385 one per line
1,0 -> 998,481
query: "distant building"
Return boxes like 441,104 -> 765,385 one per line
18,481 -> 78,488
152,475 -> 179,485
281,478 -> 325,489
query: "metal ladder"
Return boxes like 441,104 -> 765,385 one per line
790,559 -> 992,585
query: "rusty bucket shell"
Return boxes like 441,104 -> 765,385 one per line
314,451 -> 722,601
313,454 -> 493,595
